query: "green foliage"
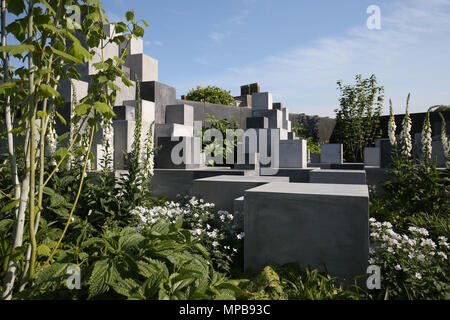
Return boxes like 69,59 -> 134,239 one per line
334,74 -> 384,162
186,85 -> 235,106
292,123 -> 324,154
370,157 -> 449,234
26,222 -> 243,300
202,114 -> 242,166
241,264 -> 364,300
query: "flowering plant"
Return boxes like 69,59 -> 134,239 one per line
131,196 -> 243,273
369,218 -> 450,299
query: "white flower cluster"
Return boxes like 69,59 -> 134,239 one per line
47,113 -> 58,166
388,100 -> 397,147
101,117 -> 114,171
369,218 -> 449,276
142,122 -> 155,179
421,113 -> 432,160
400,98 -> 412,158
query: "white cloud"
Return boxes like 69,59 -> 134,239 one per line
179,0 -> 450,116
208,31 -> 231,42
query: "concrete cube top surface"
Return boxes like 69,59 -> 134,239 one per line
195,175 -> 289,183
310,169 -> 366,174
245,182 -> 369,198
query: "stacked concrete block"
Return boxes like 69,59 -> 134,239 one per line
165,104 -> 194,126
246,117 -> 269,129
320,144 -> 343,164
119,38 -> 144,56
364,147 -> 381,167
309,169 -> 367,185
155,136 -> 204,169
252,109 -> 282,129
273,102 -> 283,110
251,92 -> 273,111
279,140 -> 307,168
140,81 -> 177,124
192,175 -> 289,212
244,182 -> 369,284
124,53 -> 158,82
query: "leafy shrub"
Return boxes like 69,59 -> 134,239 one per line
24,221 -> 244,300
370,157 -> 449,234
186,85 -> 235,106
130,196 -> 243,274
240,264 -> 363,300
369,218 -> 450,300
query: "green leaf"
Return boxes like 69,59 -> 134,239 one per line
50,47 -> 82,64
93,102 -> 115,117
6,0 -> 26,15
55,111 -> 67,126
37,245 -> 51,257
74,104 -> 91,116
39,84 -> 60,99
0,200 -> 19,214
0,44 -> 34,55
0,82 -> 18,95
125,11 -> 135,22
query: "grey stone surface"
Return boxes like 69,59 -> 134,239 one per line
59,79 -> 89,103
431,140 -> 446,167
119,38 -> 143,56
252,109 -> 282,129
251,92 -> 273,110
282,108 -> 289,130
309,169 -> 367,185
320,144 -> 343,164
113,105 -> 136,121
166,104 -> 194,126
279,140 -> 307,168
234,95 -> 252,107
259,168 -> 313,183
310,153 -> 321,163
192,175 -> 289,213
122,100 -> 155,124
155,137 -> 204,169
112,78 -> 136,106
273,102 -> 283,110
151,169 -> 245,200
364,147 -> 381,167
378,139 -> 395,168
155,123 -> 194,140
330,163 -> 365,170
233,196 -> 245,215
288,132 -> 298,140
246,117 -> 269,129
244,182 -> 369,283
124,53 -> 158,82
112,120 -> 135,170
141,81 -> 177,124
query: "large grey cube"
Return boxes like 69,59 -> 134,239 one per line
252,92 -> 273,110
155,137 -> 204,169
166,104 -> 194,126
140,81 -> 177,124
124,53 -> 158,82
279,140 -> 307,168
155,123 -> 193,140
246,117 -> 269,129
252,109 -> 282,129
119,38 -> 143,55
320,144 -> 343,164
192,175 -> 289,213
309,169 -> 367,185
244,182 -> 369,283
364,147 -> 381,167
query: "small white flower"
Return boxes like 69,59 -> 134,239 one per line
212,241 -> 219,247
437,252 -> 448,260
415,273 -> 422,280
395,264 -> 402,271
237,232 -> 245,240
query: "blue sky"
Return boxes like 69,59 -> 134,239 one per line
105,1 -> 448,116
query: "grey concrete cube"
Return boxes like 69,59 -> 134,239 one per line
364,147 -> 381,167
124,53 -> 158,82
252,109 -> 282,129
279,140 -> 307,168
140,81 -> 177,124
252,92 -> 273,110
155,136 -> 204,169
166,104 -> 194,126
320,144 -> 343,164
309,169 -> 367,185
246,117 -> 269,129
192,175 -> 289,213
244,182 -> 369,284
